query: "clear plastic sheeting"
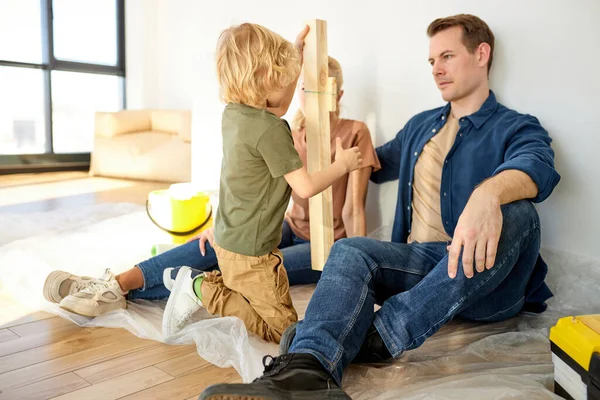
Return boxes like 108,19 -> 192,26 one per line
1,203 -> 598,399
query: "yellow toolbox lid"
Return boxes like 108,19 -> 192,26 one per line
550,315 -> 600,371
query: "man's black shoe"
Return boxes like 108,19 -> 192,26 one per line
353,325 -> 393,363
199,353 -> 351,399
279,322 -> 393,364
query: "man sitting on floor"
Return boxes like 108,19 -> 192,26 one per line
199,13 -> 561,399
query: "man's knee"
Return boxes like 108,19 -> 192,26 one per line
500,200 -> 540,235
323,237 -> 378,275
333,237 -> 382,253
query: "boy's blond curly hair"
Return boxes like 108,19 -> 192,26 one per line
216,23 -> 301,109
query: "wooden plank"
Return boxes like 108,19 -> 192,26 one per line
74,343 -> 196,384
50,366 -> 173,400
0,171 -> 88,189
6,316 -> 74,337
119,366 -> 240,400
0,324 -> 88,358
0,372 -> 89,400
0,335 -> 157,391
304,18 -> 334,271
0,326 -> 134,375
0,309 -> 55,330
0,330 -> 18,344
154,351 -> 210,377
326,77 -> 337,112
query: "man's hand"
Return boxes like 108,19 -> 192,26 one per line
186,227 -> 215,256
447,190 -> 503,279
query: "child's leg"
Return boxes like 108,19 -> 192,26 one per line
202,245 -> 298,343
130,240 -> 218,299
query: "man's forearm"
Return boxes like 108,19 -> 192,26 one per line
474,170 -> 538,205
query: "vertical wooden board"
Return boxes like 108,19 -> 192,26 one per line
304,19 -> 334,271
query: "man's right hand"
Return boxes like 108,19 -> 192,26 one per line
335,137 -> 363,173
186,227 -> 215,256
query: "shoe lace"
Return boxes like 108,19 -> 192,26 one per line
74,279 -> 92,292
82,279 -> 110,294
250,355 -> 278,382
262,355 -> 275,372
81,269 -> 113,295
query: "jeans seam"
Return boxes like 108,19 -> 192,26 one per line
381,266 -> 428,277
404,223 -> 539,350
474,296 -> 525,321
373,315 -> 401,356
330,266 -> 375,370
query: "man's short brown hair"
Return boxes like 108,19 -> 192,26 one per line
427,14 -> 495,73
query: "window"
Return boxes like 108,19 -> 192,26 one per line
0,0 -> 125,172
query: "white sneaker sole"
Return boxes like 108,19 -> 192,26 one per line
59,297 -> 127,318
162,266 -> 193,337
43,271 -> 73,304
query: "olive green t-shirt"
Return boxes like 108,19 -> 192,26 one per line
214,103 -> 304,256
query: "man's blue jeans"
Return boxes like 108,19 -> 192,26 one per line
129,220 -> 322,300
289,200 -> 542,385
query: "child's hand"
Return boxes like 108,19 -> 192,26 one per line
295,25 -> 310,60
335,137 -> 363,173
186,227 -> 215,256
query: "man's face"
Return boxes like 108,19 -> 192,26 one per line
428,26 -> 487,103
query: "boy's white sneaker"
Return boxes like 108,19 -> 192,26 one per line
163,267 -> 176,291
162,266 -> 204,337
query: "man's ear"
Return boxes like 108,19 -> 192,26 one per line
478,42 -> 491,69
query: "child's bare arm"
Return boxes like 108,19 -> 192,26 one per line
267,25 -> 310,117
284,138 -> 363,199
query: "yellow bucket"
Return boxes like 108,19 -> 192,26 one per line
146,183 -> 213,244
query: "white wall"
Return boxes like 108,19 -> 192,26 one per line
125,0 -> 159,109
126,0 -> 600,261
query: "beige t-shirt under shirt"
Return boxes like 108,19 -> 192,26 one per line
408,113 -> 459,244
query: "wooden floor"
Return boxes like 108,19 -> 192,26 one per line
0,172 -> 242,400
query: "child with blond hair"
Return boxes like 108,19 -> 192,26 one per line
162,23 -> 363,343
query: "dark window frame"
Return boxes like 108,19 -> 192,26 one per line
0,0 -> 126,174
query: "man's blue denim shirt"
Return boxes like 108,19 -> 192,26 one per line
371,91 -> 561,311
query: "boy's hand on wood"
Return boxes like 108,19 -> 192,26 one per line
335,137 -> 363,173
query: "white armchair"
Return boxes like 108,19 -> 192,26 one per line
90,109 -> 191,183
